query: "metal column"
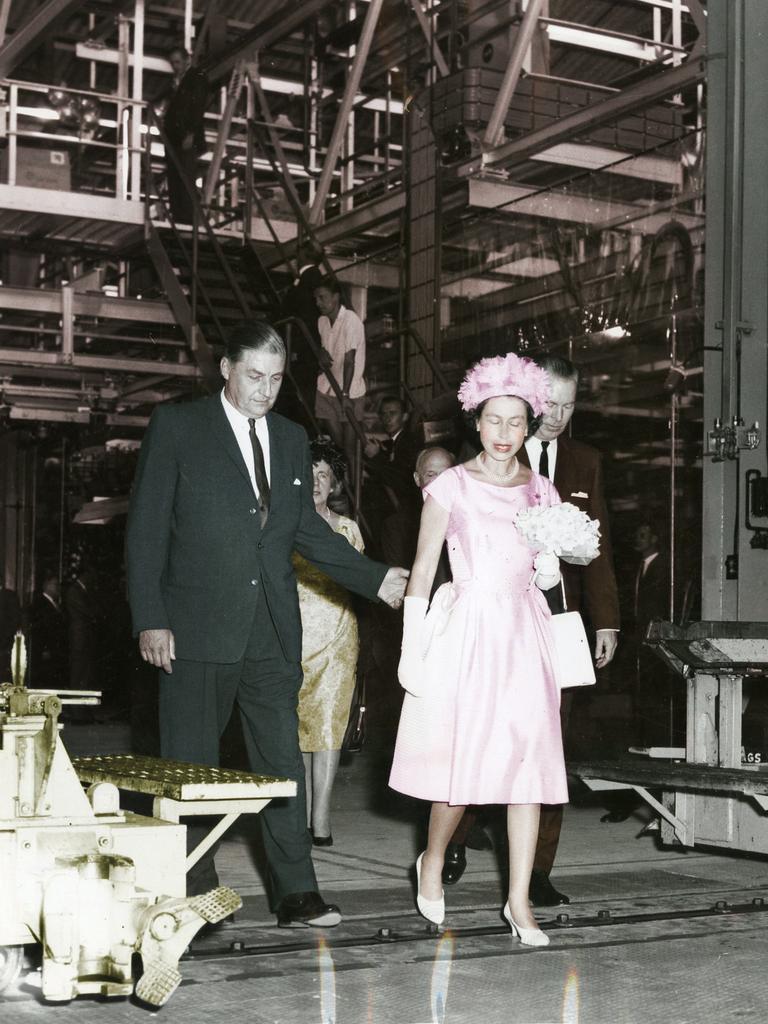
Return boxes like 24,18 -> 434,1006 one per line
701,0 -> 768,622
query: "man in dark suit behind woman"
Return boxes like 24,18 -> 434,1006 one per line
371,447 -> 455,724
521,354 -> 620,903
363,396 -> 420,554
126,319 -> 408,928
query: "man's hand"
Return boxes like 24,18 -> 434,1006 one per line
377,567 -> 409,609
364,439 -> 381,459
594,629 -> 618,669
139,628 -> 176,674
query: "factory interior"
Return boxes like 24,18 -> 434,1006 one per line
2,1 -> 768,1021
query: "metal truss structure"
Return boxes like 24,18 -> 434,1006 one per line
0,0 -> 719,611
0,1 -> 706,424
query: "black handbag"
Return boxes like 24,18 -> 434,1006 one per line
342,669 -> 367,754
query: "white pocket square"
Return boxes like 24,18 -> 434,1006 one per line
293,478 -> 301,486
571,491 -> 589,499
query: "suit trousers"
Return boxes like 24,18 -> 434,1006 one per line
158,595 -> 316,906
165,145 -> 198,224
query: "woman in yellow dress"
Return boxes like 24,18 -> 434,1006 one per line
293,438 -> 363,846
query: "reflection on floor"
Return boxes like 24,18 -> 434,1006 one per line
5,721 -> 768,1023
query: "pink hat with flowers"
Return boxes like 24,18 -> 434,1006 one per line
457,353 -> 550,415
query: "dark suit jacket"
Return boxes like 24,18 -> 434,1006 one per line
366,429 -> 420,513
380,497 -> 451,599
29,593 -> 67,687
281,265 -> 324,343
280,265 -> 324,390
520,436 -> 620,631
633,552 -> 670,641
163,67 -> 209,152
126,396 -> 388,664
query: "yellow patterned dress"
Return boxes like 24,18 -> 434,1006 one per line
294,516 -> 363,752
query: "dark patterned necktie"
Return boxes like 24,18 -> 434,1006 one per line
539,440 -> 550,479
248,418 -> 270,527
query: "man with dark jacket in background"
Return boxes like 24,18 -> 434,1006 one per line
162,46 -> 208,224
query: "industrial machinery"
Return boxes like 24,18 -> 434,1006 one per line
0,636 -> 243,1006
573,621 -> 768,853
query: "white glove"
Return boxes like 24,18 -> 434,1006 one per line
533,551 -> 561,590
397,596 -> 429,696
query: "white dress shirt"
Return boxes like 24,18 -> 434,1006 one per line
525,436 -> 559,479
316,305 -> 366,398
220,390 -> 271,499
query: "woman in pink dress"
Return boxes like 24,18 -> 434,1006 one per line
389,353 -> 566,947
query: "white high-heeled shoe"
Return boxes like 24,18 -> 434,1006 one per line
503,903 -> 550,947
416,853 -> 445,925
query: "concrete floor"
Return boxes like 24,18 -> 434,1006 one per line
3,721 -> 768,1023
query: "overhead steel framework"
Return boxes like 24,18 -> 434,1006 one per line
0,0 -> 709,430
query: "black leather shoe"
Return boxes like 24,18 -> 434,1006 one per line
312,833 -> 334,847
276,891 -> 342,928
442,843 -> 467,886
529,870 -> 570,907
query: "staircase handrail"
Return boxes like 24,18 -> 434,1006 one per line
272,316 -> 368,450
145,106 -> 268,329
142,130 -> 229,344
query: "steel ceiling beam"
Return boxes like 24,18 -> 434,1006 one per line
204,0 -> 331,82
0,348 -> 201,376
0,0 -> 83,77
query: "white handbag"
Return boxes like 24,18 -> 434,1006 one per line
549,583 -> 596,689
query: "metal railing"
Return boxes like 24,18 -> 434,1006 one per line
1,79 -> 147,202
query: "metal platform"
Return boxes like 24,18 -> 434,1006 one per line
570,758 -> 768,797
73,754 -> 298,874
72,754 -> 296,802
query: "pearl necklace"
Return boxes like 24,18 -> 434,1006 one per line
318,505 -> 332,522
475,453 -> 519,484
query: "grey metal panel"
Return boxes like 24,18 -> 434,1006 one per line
701,0 -> 768,622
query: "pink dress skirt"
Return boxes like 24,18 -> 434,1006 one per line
389,465 -> 569,806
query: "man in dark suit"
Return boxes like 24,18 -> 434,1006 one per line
380,446 -> 455,572
162,47 -> 208,224
521,354 -> 620,905
29,571 -> 67,688
630,519 -> 677,746
278,244 -> 325,426
126,319 -> 408,928
363,396 -> 420,553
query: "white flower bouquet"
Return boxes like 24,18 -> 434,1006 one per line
514,502 -> 601,565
